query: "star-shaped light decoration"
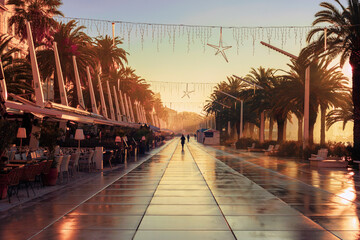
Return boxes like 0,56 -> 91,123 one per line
207,27 -> 232,62
181,83 -> 195,98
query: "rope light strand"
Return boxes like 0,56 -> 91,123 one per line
54,16 -> 335,54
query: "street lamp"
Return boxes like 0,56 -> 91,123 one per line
216,90 -> 244,139
232,75 -> 264,91
260,41 -> 310,149
231,75 -> 265,142
213,100 -> 231,109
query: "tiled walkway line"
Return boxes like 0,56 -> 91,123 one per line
133,141 -> 236,240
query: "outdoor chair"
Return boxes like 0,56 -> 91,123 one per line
274,144 -> 280,151
247,143 -> 255,151
41,160 -> 53,186
79,150 -> 94,172
7,151 -> 16,162
54,156 -> 63,182
103,151 -> 114,169
34,161 -> 47,188
309,148 -> 328,161
69,152 -> 80,177
309,148 -> 347,167
0,168 -> 19,202
60,155 -> 71,183
54,145 -> 61,155
6,167 -> 23,203
264,144 -> 280,156
20,164 -> 39,197
264,145 -> 274,152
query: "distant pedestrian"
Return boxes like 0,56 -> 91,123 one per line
187,134 -> 190,142
181,134 -> 186,150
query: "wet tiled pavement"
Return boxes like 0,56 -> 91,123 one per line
1,139 -> 359,239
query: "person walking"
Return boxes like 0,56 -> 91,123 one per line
181,134 -> 186,150
187,134 -> 190,142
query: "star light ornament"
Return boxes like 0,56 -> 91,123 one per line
181,83 -> 195,98
207,27 -> 232,63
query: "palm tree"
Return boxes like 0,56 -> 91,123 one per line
283,55 -> 348,145
317,62 -> 349,145
7,0 -> 63,45
307,0 -> 360,157
104,67 -> 155,120
0,34 -> 33,97
269,76 -> 298,143
273,77 -> 304,142
326,91 -> 353,130
93,35 -> 128,76
242,67 -> 279,141
204,76 -> 245,138
36,20 -> 95,106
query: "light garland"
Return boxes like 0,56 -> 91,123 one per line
148,81 -> 216,111
54,16 -> 324,54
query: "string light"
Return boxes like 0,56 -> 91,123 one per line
54,16 -> 330,54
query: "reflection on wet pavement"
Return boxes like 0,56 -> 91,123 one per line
1,139 -> 358,239
194,143 -> 360,240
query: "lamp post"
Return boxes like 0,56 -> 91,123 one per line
260,41 -> 310,149
17,128 -> 26,152
213,100 -> 231,109
74,129 -> 85,152
217,90 -> 244,139
232,75 -> 265,142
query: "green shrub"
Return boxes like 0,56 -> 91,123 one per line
259,140 -> 278,149
236,138 -> 259,149
276,141 -> 302,157
328,142 -> 351,157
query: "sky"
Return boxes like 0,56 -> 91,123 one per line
59,0 -> 351,114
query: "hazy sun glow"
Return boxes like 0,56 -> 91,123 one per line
342,62 -> 353,81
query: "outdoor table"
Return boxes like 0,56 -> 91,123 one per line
5,164 -> 25,168
9,160 -> 37,164
33,156 -> 47,161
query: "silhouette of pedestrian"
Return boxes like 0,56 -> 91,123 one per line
187,134 -> 190,142
181,134 -> 186,150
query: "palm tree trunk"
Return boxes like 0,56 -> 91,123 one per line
244,122 -> 249,138
351,56 -> 360,160
320,105 -> 326,146
283,120 -> 287,141
277,118 -> 285,143
249,124 -> 255,139
236,121 -> 240,140
309,108 -> 317,145
298,118 -> 303,143
259,111 -> 265,143
269,117 -> 274,141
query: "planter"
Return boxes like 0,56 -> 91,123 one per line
44,168 -> 58,186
